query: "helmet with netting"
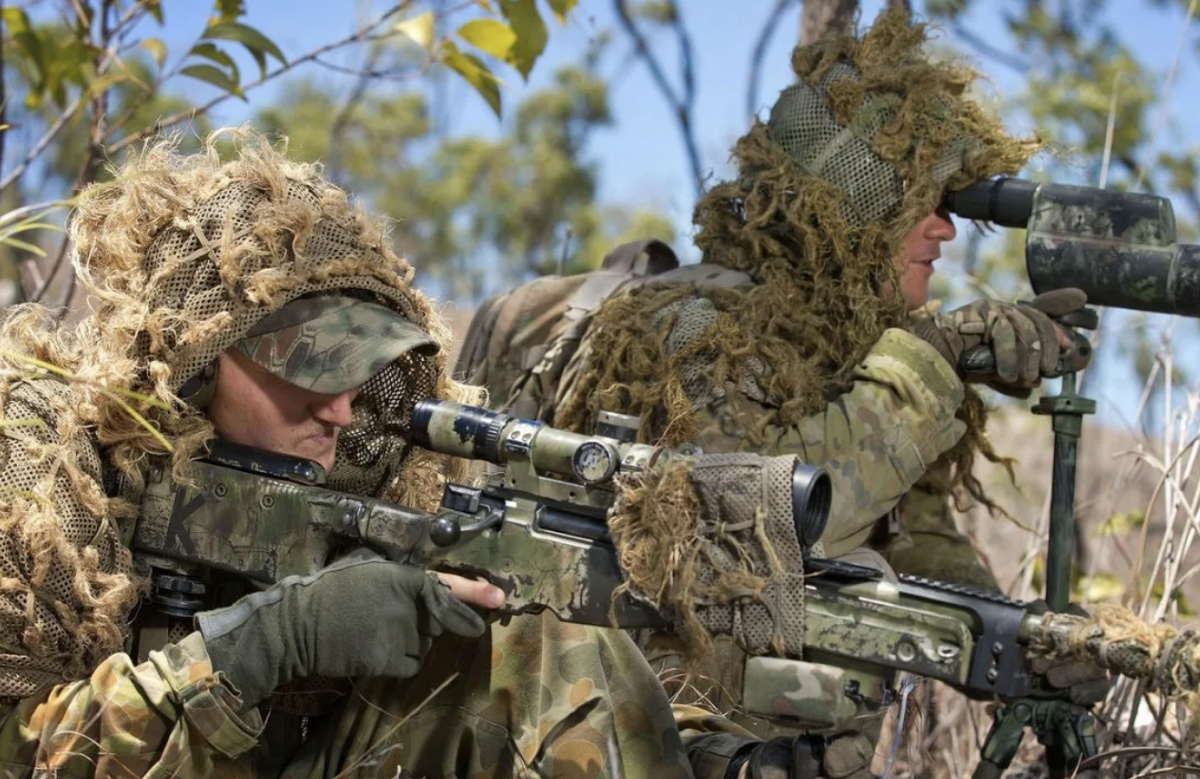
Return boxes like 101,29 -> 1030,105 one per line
68,129 -> 459,497
766,61 -> 973,228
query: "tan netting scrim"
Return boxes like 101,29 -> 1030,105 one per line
0,128 -> 479,698
610,452 -> 806,663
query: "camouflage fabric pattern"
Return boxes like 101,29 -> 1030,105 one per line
545,281 -> 976,747
879,476 -> 1001,593
0,632 -> 259,778
682,326 -> 968,559
0,614 -> 694,779
235,293 -> 438,394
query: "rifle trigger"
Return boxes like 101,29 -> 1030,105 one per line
843,679 -> 896,709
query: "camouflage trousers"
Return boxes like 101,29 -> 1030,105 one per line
269,613 -> 694,779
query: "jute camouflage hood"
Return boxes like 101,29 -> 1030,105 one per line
0,129 -> 478,695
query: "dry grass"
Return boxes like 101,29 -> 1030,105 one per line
876,364 -> 1200,777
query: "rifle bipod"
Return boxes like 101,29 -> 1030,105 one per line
1033,306 -> 1098,613
973,699 -> 1099,779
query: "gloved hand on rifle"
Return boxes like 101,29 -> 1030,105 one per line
1025,600 -> 1112,707
909,289 -> 1091,395
705,731 -> 874,779
197,556 -> 488,710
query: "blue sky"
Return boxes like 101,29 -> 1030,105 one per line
54,0 -> 1200,428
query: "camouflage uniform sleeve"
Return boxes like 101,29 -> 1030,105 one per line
882,475 -> 1001,592
0,632 -> 262,777
697,328 -> 966,559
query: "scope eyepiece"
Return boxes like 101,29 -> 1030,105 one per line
942,177 -> 1037,228
791,463 -> 831,552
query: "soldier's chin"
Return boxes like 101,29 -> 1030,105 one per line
296,436 -> 337,471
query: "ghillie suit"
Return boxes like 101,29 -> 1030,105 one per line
457,9 -> 1041,776
0,130 -> 694,779
554,8 -> 1038,546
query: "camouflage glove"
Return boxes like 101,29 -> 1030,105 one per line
909,289 -> 1089,390
198,557 -> 486,710
1026,600 -> 1112,707
728,734 -> 873,779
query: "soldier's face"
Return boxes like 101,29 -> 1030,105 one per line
893,206 -> 956,310
207,350 -> 361,473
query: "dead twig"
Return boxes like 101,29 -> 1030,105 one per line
612,0 -> 703,197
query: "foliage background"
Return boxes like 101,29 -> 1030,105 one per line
4,0 -> 1200,774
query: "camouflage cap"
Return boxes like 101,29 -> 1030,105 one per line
234,293 -> 438,394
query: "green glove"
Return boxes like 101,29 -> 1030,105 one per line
1026,600 -> 1111,707
726,733 -> 873,779
910,289 -> 1089,389
198,557 -> 486,709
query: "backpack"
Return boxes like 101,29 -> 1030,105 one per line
454,239 -> 680,421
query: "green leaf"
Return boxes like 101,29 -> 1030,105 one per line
1094,509 -> 1145,537
456,19 -> 517,60
0,237 -> 46,257
4,8 -> 47,83
202,21 -> 286,77
499,0 -> 547,79
546,0 -> 578,24
440,41 -> 502,117
83,72 -> 130,103
142,37 -> 168,69
1073,572 -> 1125,602
1,6 -> 31,34
180,63 -> 244,99
395,11 -> 436,51
188,42 -> 240,84
147,1 -> 165,25
214,0 -> 246,22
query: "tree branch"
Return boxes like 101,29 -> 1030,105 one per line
613,0 -> 703,197
800,0 -> 856,46
105,2 -> 416,156
0,1 -> 145,194
950,21 -> 1030,74
326,48 -> 387,185
28,0 -> 117,309
311,55 -> 425,81
0,93 -> 86,193
746,0 -> 794,123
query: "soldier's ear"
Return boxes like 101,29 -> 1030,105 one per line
178,360 -> 219,410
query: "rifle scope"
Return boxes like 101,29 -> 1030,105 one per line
944,177 -> 1200,318
410,399 -> 832,551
